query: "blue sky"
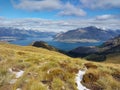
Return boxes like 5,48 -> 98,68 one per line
0,0 -> 120,32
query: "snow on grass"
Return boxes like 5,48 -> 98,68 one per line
75,69 -> 90,90
9,79 -> 17,84
9,68 -> 24,78
16,88 -> 22,90
15,70 -> 24,78
8,68 -> 24,84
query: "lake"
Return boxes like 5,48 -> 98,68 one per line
10,37 -> 103,51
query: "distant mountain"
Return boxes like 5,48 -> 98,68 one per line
54,26 -> 120,43
68,34 -> 120,62
0,27 -> 56,41
100,34 -> 120,55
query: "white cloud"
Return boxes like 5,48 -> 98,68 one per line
58,2 -> 86,16
11,0 -> 86,17
0,16 -> 120,32
95,14 -> 118,20
11,0 -> 62,11
80,0 -> 120,9
0,16 -> 5,20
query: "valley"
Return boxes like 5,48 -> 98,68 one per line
0,0 -> 120,90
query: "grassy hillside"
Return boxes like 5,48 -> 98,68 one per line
0,42 -> 120,90
104,53 -> 120,64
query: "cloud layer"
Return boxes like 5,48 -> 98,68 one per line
12,0 -> 62,11
11,0 -> 86,17
5,0 -> 120,32
11,0 -> 120,17
58,2 -> 86,16
95,14 -> 119,20
0,15 -> 120,32
80,0 -> 120,9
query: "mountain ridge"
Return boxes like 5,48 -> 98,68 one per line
54,26 -> 120,43
68,34 -> 120,62
0,27 -> 56,42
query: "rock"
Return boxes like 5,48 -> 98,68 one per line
32,41 -> 58,51
31,41 -> 67,54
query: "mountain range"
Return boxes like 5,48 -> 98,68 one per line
54,26 -> 120,43
0,27 -> 56,42
1,26 -> 120,43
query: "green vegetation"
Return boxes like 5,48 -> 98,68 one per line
85,54 -> 106,62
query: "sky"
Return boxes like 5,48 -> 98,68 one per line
0,0 -> 120,32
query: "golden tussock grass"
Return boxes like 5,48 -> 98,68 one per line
0,43 -> 120,90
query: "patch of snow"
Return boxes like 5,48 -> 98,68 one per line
16,88 -> 22,90
47,70 -> 50,74
15,70 -> 24,78
9,79 -> 17,84
75,69 -> 90,90
8,68 -> 13,73
8,68 -> 24,78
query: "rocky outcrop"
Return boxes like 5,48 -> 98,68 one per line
31,41 -> 66,54
32,41 -> 58,51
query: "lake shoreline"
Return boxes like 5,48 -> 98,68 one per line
9,37 -> 103,51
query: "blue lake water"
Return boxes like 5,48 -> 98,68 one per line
10,37 -> 103,51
